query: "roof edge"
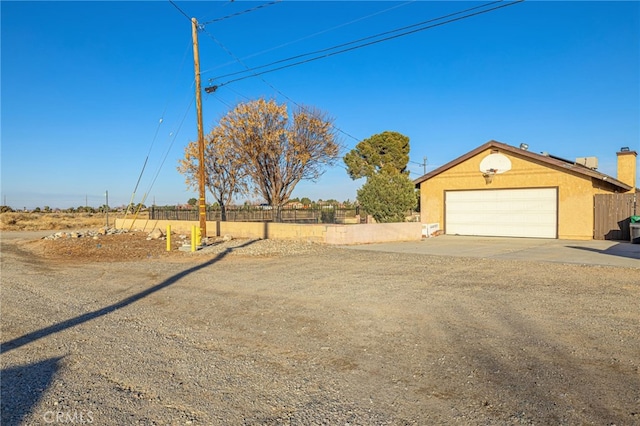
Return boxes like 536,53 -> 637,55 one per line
413,140 -> 632,192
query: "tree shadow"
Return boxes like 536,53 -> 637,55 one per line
1,357 -> 62,426
0,240 -> 257,354
566,242 -> 640,261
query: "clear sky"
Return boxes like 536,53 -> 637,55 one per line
2,0 -> 639,210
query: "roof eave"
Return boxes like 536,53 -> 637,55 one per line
413,140 -> 632,192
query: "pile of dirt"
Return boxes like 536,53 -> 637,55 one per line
25,231 -> 188,262
22,229 -> 329,263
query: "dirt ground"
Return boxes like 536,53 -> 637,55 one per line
1,230 -> 639,425
27,230 -> 214,262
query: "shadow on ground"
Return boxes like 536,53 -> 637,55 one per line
1,240 -> 256,354
0,240 -> 256,423
1,357 -> 63,426
566,242 -> 640,260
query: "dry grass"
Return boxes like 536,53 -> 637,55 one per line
0,212 -> 148,231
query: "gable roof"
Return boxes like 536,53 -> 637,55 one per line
413,140 -> 632,192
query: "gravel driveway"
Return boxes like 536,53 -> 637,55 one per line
1,231 -> 639,425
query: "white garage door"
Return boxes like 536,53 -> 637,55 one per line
445,188 -> 558,238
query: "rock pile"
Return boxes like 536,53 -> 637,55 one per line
146,228 -> 164,240
43,227 -> 130,240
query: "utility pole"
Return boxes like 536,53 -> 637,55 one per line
105,190 -> 109,228
411,156 -> 428,175
192,17 -> 207,244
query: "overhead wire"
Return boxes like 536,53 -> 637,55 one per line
214,0 -> 523,87
210,92 -> 235,109
201,0 -> 282,25
210,0 -> 502,82
169,0 -> 522,201
159,0 -> 286,208
201,0 -> 409,146
169,0 -> 191,21
123,39 -> 193,219
198,0 -> 418,146
143,95 -> 196,204
200,26 -> 362,151
136,1 -> 247,211
170,0 -> 240,27
198,1 -> 501,147
200,0 -> 417,75
199,2 -> 522,149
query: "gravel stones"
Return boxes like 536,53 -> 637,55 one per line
33,228 -> 329,262
2,232 -> 640,425
43,227 -> 129,240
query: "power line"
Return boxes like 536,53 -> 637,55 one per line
199,26 -> 362,147
200,0 -> 417,76
198,3 -> 428,146
124,40 -> 193,215
410,156 -> 428,174
169,0 -> 191,21
145,96 -> 195,198
211,0 -> 502,82
209,91 -> 235,109
201,0 -> 282,26
213,0 -> 523,88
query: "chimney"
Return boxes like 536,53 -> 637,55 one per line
617,147 -> 637,191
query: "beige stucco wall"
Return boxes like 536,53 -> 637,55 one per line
617,151 -> 637,191
419,148 -> 618,240
115,218 -> 422,245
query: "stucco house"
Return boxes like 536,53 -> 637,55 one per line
414,140 -> 637,240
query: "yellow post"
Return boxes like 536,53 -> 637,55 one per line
166,225 -> 171,251
191,225 -> 196,252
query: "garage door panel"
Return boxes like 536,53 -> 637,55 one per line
445,188 -> 557,238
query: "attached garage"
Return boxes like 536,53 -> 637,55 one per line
415,140 -> 636,240
445,188 -> 558,238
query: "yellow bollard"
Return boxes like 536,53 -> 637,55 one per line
191,225 -> 196,252
166,225 -> 171,251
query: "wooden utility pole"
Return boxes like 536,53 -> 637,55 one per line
192,17 -> 207,244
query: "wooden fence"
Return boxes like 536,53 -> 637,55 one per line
593,192 -> 638,240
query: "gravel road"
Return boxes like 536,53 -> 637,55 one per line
1,231 -> 639,425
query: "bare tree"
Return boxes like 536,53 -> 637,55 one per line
177,131 -> 248,221
216,98 -> 340,221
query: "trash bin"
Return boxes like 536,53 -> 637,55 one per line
631,223 -> 640,244
631,215 -> 640,223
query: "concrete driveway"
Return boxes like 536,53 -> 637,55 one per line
343,235 -> 640,268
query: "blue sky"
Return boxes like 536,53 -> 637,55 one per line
2,1 -> 638,209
